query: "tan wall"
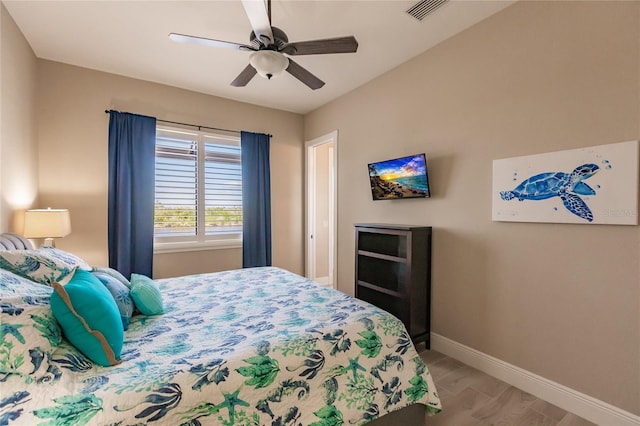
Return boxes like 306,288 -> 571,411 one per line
305,0 -> 640,415
0,3 -> 39,232
36,60 -> 304,276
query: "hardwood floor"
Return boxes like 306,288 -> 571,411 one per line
420,347 -> 597,426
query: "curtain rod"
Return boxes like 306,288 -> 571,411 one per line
104,109 -> 272,137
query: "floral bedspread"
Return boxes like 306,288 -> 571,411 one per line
2,267 -> 441,425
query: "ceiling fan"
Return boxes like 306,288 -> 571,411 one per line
169,0 -> 358,90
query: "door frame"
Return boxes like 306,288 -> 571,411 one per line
305,130 -> 338,288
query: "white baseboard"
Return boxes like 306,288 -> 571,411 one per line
431,333 -> 640,426
314,276 -> 330,286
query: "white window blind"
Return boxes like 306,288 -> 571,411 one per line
203,137 -> 242,235
154,127 -> 242,250
155,130 -> 198,237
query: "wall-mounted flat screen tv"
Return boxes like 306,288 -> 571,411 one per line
368,153 -> 431,200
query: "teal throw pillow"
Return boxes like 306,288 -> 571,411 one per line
130,274 -> 163,316
50,269 -> 123,366
92,272 -> 134,330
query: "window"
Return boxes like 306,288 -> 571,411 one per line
154,126 -> 242,252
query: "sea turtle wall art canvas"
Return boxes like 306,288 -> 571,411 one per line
492,140 -> 638,225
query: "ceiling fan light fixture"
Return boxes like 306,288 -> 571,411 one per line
249,50 -> 289,80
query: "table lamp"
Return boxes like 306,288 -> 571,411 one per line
23,208 -> 71,247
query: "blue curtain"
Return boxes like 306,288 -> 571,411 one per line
241,131 -> 272,267
108,111 -> 156,278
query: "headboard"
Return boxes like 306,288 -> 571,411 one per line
0,233 -> 34,250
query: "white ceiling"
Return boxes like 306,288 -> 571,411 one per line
4,0 -> 514,114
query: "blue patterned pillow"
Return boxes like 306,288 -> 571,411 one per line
50,269 -> 123,366
38,247 -> 91,271
130,274 -> 163,316
92,272 -> 134,330
91,266 -> 130,288
0,250 -> 78,286
0,295 -> 62,377
0,268 -> 53,298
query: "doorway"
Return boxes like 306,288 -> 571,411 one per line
305,131 -> 337,288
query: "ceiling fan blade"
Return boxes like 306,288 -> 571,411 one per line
169,33 -> 255,51
231,64 -> 258,87
281,36 -> 358,56
241,0 -> 274,46
286,59 -> 325,90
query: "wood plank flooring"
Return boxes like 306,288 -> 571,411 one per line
419,347 -> 597,426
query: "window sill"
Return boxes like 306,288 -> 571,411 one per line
154,239 -> 242,254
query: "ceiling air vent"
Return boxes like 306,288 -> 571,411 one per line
406,0 -> 449,21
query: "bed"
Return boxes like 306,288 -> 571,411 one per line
0,233 -> 441,425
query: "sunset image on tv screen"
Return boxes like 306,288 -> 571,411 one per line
368,154 -> 430,200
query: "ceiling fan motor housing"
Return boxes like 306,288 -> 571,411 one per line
250,26 -> 289,51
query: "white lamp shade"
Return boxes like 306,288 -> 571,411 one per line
249,50 -> 289,79
23,209 -> 71,238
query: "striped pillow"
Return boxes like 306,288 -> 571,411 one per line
130,274 -> 163,316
